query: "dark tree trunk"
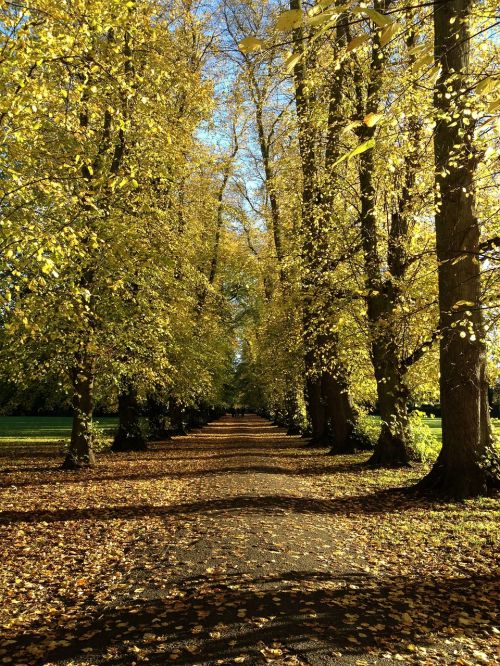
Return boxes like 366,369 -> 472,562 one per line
305,368 -> 329,446
290,0 -> 356,450
417,0 -> 499,497
285,390 -> 302,435
169,399 -> 187,435
112,383 -> 146,452
323,371 -> 359,454
63,356 -> 96,469
146,394 -> 171,440
368,334 -> 412,465
353,0 -> 414,466
357,158 -> 412,465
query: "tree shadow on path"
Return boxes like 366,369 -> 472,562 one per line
4,570 -> 497,665
0,487 -> 464,524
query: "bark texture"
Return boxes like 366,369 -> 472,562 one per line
417,0 -> 499,497
291,0 -> 358,448
353,0 -> 416,466
63,355 -> 96,469
112,383 -> 146,452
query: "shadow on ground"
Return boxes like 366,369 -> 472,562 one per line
5,570 -> 497,664
0,486 -> 463,524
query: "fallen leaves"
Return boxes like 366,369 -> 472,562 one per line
0,416 -> 498,665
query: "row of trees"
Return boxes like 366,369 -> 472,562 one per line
0,0 -> 242,465
1,0 -> 499,498
220,0 -> 499,497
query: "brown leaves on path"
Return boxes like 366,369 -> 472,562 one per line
0,415 -> 498,665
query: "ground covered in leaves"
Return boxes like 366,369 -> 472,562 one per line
0,416 -> 498,666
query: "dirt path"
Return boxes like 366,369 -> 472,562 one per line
1,415 -> 498,666
120,415 -> 371,666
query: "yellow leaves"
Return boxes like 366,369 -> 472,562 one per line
260,646 -> 283,660
276,9 -> 303,31
341,119 -> 361,134
380,22 -> 399,47
363,112 -> 383,127
332,138 -> 375,167
306,11 -> 337,28
475,76 -> 498,95
411,51 -> 434,74
453,300 -> 475,308
238,36 -> 264,53
283,52 -> 302,75
472,650 -> 491,664
352,7 -> 392,28
308,0 -> 336,17
41,258 -> 55,275
346,33 -> 370,52
487,98 -> 500,114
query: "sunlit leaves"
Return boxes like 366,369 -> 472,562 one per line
346,33 -> 371,52
331,138 -> 376,167
276,9 -> 302,31
352,7 -> 392,28
238,36 -> 264,53
363,112 -> 383,127
380,22 -> 399,47
283,52 -> 302,75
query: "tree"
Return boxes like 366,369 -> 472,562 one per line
416,0 -> 500,497
1,0 -> 220,466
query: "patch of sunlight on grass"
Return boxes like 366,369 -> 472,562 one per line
0,416 -> 117,445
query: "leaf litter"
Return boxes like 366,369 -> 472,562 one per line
0,415 -> 498,665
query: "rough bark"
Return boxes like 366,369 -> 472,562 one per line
112,383 -> 146,452
62,356 -> 96,469
416,0 -> 499,497
146,394 -> 171,440
369,334 -> 412,465
285,390 -> 302,435
304,367 -> 329,446
290,0 -> 357,448
322,371 -> 363,454
353,0 -> 414,466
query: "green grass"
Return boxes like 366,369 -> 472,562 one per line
0,416 -> 118,443
0,415 -> 498,448
421,416 -> 500,442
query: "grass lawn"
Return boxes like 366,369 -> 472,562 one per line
0,415 -> 118,444
421,417 -> 500,441
0,415 -> 498,456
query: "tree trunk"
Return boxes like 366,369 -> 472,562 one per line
146,394 -> 171,440
323,371 -> 360,454
169,399 -> 187,435
112,383 -> 146,452
285,389 -> 302,435
416,0 -> 499,498
368,335 -> 412,465
353,0 -> 413,466
63,356 -> 96,469
305,368 -> 329,446
290,0 -> 355,449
